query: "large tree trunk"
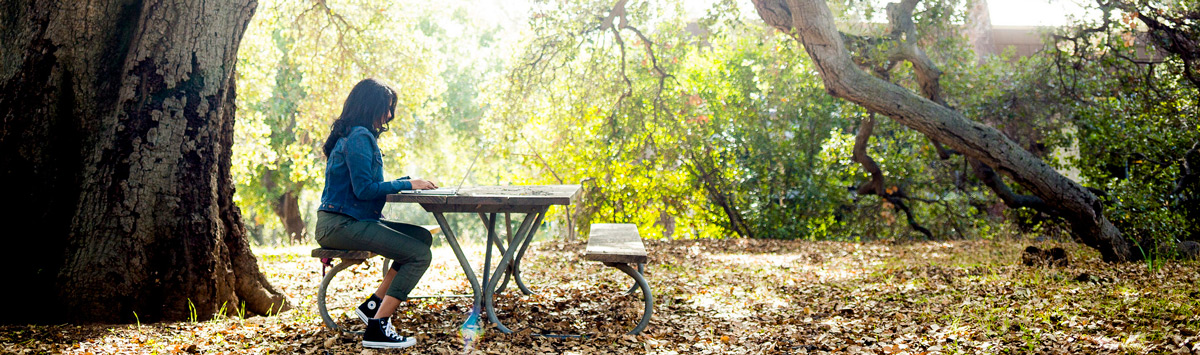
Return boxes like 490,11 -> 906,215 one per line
749,0 -> 1135,261
0,0 -> 289,323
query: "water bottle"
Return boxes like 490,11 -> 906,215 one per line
459,306 -> 482,353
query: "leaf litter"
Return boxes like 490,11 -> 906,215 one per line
1,238 -> 1198,354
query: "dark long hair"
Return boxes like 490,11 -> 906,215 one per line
322,78 -> 398,157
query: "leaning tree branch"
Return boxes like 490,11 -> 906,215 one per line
845,0 -> 1047,236
851,114 -> 934,239
891,197 -> 934,239
852,115 -> 884,196
883,0 -> 1052,213
603,0 -> 674,131
751,0 -> 1131,261
967,158 -> 1056,214
622,24 -> 673,124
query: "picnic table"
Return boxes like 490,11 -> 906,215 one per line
387,185 -> 582,334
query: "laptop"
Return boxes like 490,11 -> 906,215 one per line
400,149 -> 485,195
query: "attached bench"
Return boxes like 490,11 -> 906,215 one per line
584,223 -> 653,335
311,225 -> 443,334
311,248 -> 377,334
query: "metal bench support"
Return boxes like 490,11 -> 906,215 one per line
312,247 -> 470,334
605,262 -> 654,335
313,253 -> 370,334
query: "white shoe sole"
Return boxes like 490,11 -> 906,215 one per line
355,308 -> 370,324
362,339 -> 416,349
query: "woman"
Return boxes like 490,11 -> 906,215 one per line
315,78 -> 437,349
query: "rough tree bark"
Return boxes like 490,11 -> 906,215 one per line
0,0 -> 290,322
750,0 -> 1135,261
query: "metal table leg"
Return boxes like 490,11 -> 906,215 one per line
478,213 -> 498,294
433,212 -> 483,309
511,217 -> 542,296
483,208 -> 545,333
479,213 -> 514,293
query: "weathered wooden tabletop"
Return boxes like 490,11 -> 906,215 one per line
387,185 -> 582,213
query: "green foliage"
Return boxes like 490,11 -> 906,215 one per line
492,0 -> 1007,241
673,22 -> 857,239
234,0 -> 444,242
227,0 -> 1194,247
487,0 -> 706,239
935,0 -> 1200,252
233,26 -> 310,234
1048,1 -> 1200,253
187,299 -> 197,323
1078,92 -> 1197,247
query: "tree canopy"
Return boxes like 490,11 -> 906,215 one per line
228,0 -> 1198,261
4,0 -> 1196,328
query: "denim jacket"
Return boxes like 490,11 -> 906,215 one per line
318,126 -> 412,221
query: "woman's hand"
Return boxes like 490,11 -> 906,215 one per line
410,178 -> 438,190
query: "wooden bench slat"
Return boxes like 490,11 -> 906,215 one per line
311,248 -> 376,259
585,224 -> 648,264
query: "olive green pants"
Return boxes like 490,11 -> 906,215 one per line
315,211 -> 432,301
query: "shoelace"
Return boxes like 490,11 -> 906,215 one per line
382,319 -> 404,341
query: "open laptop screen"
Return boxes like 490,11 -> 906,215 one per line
399,148 -> 485,195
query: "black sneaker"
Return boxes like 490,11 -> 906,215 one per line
356,294 -> 382,323
363,318 -> 416,349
